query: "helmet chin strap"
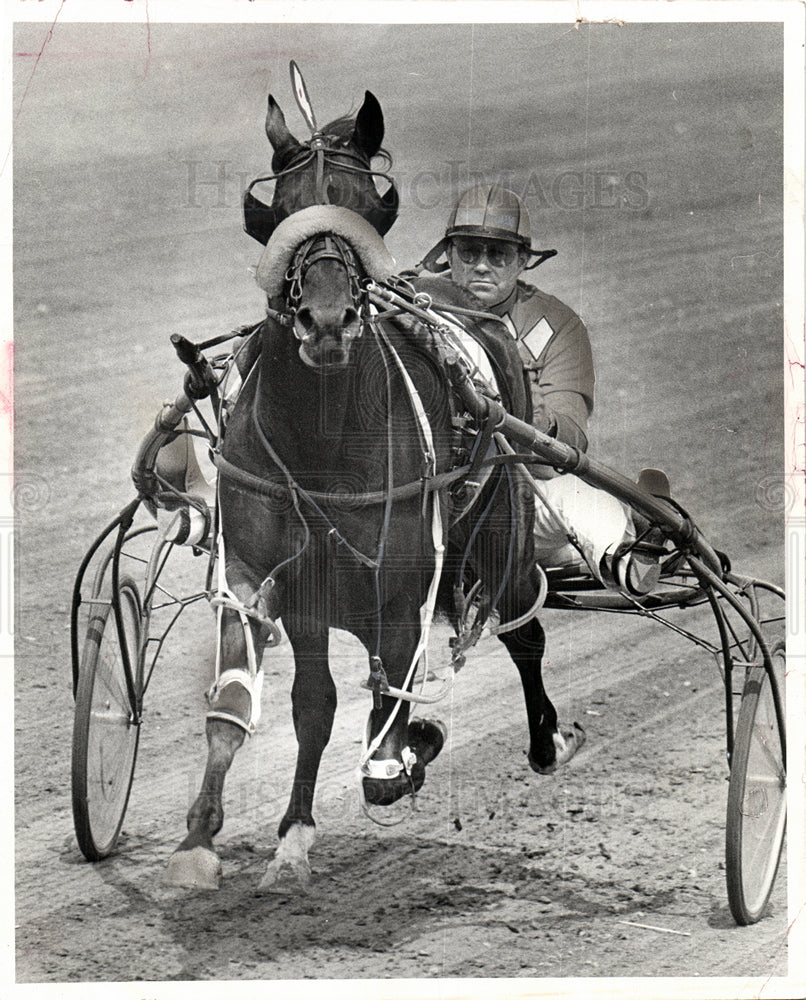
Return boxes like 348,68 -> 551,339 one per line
524,248 -> 559,269
413,238 -> 451,275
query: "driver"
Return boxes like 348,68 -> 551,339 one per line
412,183 -> 664,594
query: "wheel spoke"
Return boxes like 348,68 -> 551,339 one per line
748,719 -> 783,778
94,658 -> 130,710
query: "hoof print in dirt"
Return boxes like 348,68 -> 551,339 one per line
256,859 -> 311,895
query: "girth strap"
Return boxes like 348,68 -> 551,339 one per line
213,448 -> 546,506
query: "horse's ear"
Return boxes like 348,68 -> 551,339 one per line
352,91 -> 384,159
265,95 -> 299,154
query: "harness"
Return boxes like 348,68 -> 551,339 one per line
136,259 -> 551,805
212,259 -> 548,694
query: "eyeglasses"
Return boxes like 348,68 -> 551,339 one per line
452,238 -> 520,269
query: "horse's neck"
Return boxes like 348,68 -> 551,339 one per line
257,322 -> 401,483
257,327 -> 346,463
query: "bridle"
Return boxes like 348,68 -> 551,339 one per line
285,232 -> 365,310
267,231 -> 369,343
243,137 -> 399,246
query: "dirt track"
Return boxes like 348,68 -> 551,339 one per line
12,18 -> 795,992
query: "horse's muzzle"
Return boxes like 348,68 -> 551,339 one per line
294,307 -> 362,370
298,338 -> 352,370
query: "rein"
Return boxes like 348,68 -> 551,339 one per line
214,274 -> 554,506
247,385 -> 381,571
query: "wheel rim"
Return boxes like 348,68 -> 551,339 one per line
735,645 -> 787,915
84,585 -> 141,853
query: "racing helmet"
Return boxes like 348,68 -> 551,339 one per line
446,184 -> 532,248
415,183 -> 556,273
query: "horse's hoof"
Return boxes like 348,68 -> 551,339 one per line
362,725 -> 441,806
256,822 -> 315,894
362,766 -> 424,806
528,721 -> 586,775
256,857 -> 311,895
408,718 -> 447,767
164,846 -> 222,890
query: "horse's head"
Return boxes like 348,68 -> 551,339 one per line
243,92 -> 399,245
285,230 -> 364,370
247,84 -> 399,371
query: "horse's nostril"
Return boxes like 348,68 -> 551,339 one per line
342,307 -> 360,335
294,307 -> 314,342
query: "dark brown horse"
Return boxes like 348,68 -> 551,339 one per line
165,89 -> 583,891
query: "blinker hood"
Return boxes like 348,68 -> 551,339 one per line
243,179 -> 399,246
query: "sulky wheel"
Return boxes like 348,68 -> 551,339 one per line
725,639 -> 786,925
71,576 -> 143,861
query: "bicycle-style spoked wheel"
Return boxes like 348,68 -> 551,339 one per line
72,577 -> 143,861
725,639 -> 786,925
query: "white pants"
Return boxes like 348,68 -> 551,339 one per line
532,475 -> 635,582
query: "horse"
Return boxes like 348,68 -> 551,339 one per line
164,87 -> 585,891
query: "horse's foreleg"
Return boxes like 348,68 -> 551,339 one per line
360,595 -> 446,807
164,719 -> 245,889
500,617 -> 585,774
165,605 -> 264,889
258,628 -> 335,893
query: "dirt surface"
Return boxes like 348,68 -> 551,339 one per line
11,17 -> 799,996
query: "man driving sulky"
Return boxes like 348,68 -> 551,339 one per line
413,183 -> 665,594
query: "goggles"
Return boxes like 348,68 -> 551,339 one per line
451,237 -> 521,269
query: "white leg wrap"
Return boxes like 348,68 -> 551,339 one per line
275,822 -> 316,866
206,668 -> 264,735
359,745 -> 416,781
258,822 -> 316,892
